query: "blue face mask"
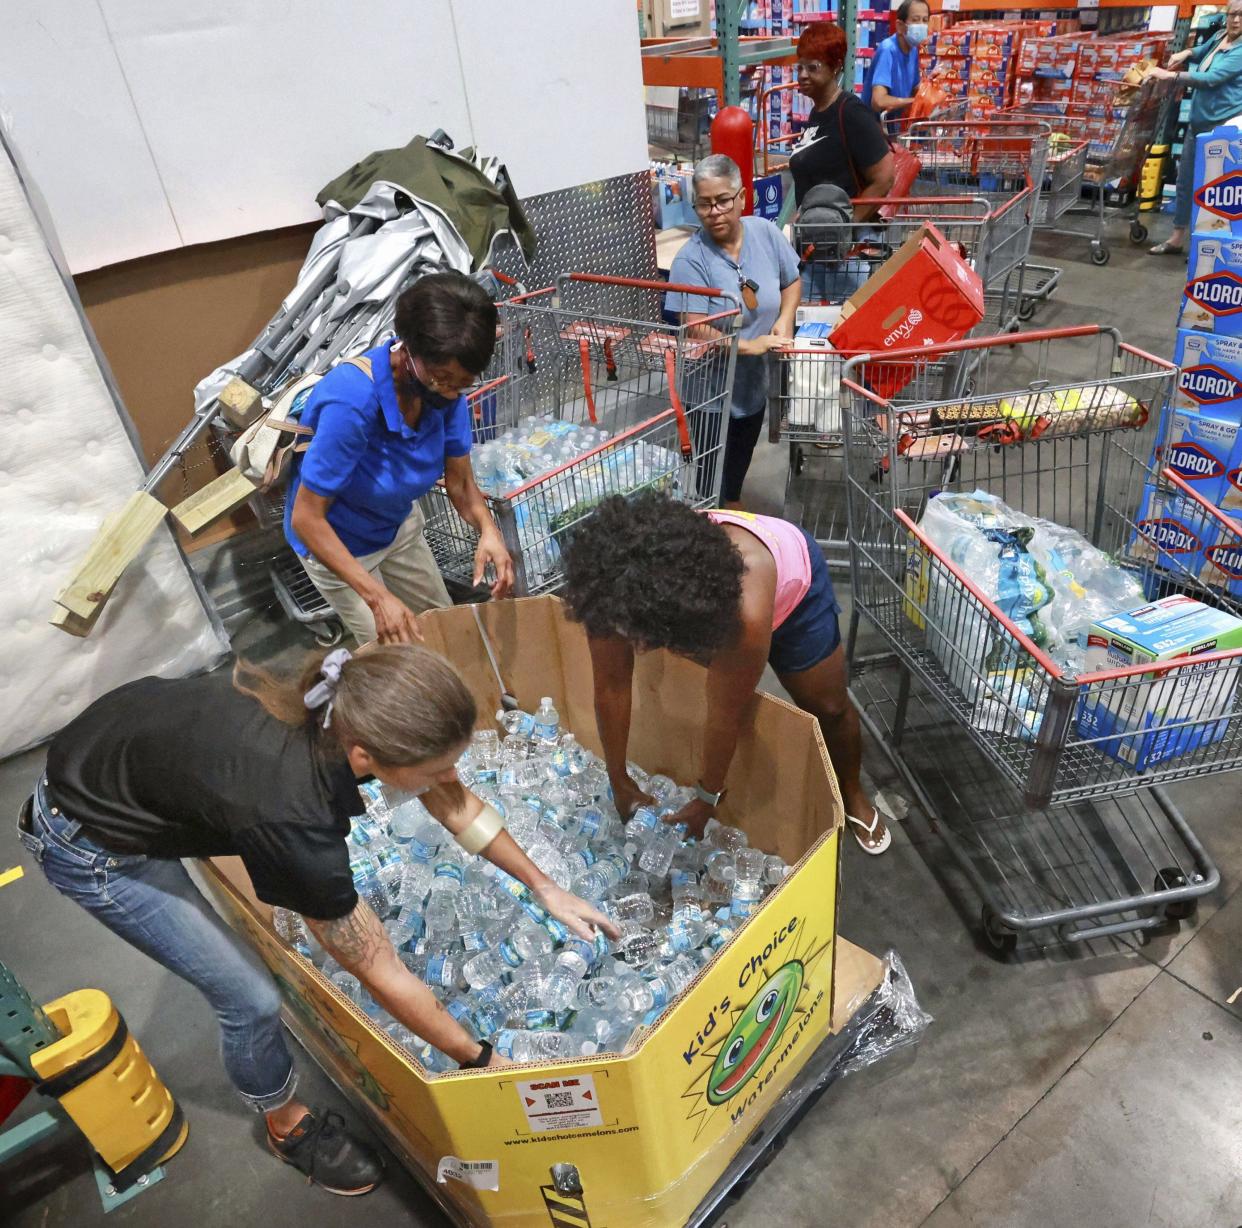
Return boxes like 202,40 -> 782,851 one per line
906,23 -> 928,45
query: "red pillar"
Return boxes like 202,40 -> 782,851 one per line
710,106 -> 755,216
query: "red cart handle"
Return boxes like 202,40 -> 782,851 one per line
578,338 -> 598,425
556,272 -> 743,312
664,349 -> 694,459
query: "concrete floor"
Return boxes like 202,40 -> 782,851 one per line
6,217 -> 1242,1227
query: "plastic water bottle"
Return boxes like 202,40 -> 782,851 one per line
705,817 -> 749,853
572,852 -> 628,900
638,824 -> 678,877
533,697 -> 560,746
273,908 -> 313,959
616,924 -> 660,968
496,709 -> 537,739
422,951 -> 468,991
731,847 -> 766,920
604,893 -> 656,925
424,861 -> 464,935
763,855 -> 791,885
493,1029 -> 595,1062
625,806 -> 660,845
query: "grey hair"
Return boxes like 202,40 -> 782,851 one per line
692,155 -> 743,197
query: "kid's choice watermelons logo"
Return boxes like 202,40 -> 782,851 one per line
1185,271 -> 1242,316
1179,364 -> 1242,405
1205,542 -> 1242,580
1196,171 -> 1242,221
1138,517 -> 1201,555
1165,442 -> 1226,481
705,961 -> 804,1105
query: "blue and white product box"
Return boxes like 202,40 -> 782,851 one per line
1192,125 -> 1242,237
1200,515 -> 1242,595
1160,402 -> 1242,506
1172,328 -> 1242,413
1179,235 -> 1242,335
753,172 -> 784,222
1076,595 -> 1242,771
1131,483 -> 1225,582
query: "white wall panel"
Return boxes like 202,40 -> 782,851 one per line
0,1 -> 181,272
98,0 -> 473,247
451,0 -> 649,198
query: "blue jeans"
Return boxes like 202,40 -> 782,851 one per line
18,780 -> 296,1113
1176,124 -> 1211,229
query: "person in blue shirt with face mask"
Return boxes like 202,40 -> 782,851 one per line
287,272 -> 515,646
863,0 -> 931,132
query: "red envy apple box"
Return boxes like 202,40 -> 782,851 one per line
829,222 -> 985,398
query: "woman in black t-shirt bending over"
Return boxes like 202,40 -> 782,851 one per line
789,23 -> 895,215
21,646 -> 617,1197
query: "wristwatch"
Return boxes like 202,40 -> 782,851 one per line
461,1041 -> 493,1069
695,782 -> 728,808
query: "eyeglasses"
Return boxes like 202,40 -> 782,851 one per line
693,189 -> 743,215
796,60 -> 829,75
407,351 -> 479,398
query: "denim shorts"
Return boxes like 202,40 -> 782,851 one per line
767,528 -> 842,676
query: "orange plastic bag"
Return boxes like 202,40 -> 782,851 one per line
907,79 -> 950,123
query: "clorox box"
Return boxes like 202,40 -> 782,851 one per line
1076,595 -> 1242,771
1180,235 -> 1242,335
1173,329 -> 1242,412
1160,403 -> 1242,506
1192,125 -> 1242,237
1131,483 -> 1217,577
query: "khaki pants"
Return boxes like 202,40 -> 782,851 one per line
299,506 -> 451,645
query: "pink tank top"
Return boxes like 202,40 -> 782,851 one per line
706,510 -> 812,630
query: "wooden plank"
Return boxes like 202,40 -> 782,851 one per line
169,466 -> 256,535
49,601 -> 103,638
52,491 -> 168,620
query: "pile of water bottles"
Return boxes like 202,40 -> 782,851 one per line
466,415 -> 684,589
273,697 -> 791,1070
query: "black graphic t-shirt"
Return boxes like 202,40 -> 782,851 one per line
789,93 -> 891,207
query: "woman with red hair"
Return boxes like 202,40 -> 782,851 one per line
789,23 -> 894,218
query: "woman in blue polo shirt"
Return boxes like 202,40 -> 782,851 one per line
287,273 -> 514,644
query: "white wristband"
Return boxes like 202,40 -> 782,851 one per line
455,804 -> 506,855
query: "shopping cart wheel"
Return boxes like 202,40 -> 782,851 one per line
1129,221 -> 1149,244
790,442 -> 804,477
980,906 -> 1018,957
1090,244 -> 1110,266
1154,868 -> 1197,921
1017,298 -> 1038,323
313,622 -> 344,647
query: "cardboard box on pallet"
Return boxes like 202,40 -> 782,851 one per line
196,595 -> 867,1228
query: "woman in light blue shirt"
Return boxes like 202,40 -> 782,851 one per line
1149,4 -> 1242,255
666,155 -> 801,507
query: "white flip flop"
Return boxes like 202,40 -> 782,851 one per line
846,808 -> 892,856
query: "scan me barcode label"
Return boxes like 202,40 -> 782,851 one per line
516,1074 -> 604,1133
436,1155 -> 500,1190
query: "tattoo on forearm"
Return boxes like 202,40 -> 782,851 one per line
316,902 -> 383,971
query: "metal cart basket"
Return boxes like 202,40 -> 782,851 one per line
420,272 -> 740,595
842,326 -> 1240,946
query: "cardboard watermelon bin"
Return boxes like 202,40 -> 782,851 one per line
198,595 -> 878,1227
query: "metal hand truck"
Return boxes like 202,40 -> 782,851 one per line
841,325 -> 1239,951
419,272 -> 740,595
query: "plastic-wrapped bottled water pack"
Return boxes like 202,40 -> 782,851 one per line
273,699 -> 791,1071
466,415 -> 688,589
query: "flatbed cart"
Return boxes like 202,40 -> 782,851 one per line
1006,78 -> 1176,268
841,326 -> 1240,950
420,272 -> 740,594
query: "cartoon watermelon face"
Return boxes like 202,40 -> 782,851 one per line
706,960 -> 804,1105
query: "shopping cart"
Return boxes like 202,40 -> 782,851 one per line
992,125 -> 1090,321
775,195 -> 1002,569
420,273 -> 740,595
1006,77 -> 1176,267
903,118 -> 1050,333
841,326 -> 1239,949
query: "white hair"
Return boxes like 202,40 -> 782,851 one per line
692,155 -> 743,197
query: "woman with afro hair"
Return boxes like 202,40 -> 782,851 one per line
561,492 -> 889,855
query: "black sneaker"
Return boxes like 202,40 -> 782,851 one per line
267,1109 -> 384,1196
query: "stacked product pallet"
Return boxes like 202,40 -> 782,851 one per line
1146,124 -> 1242,599
926,20 -> 1055,114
